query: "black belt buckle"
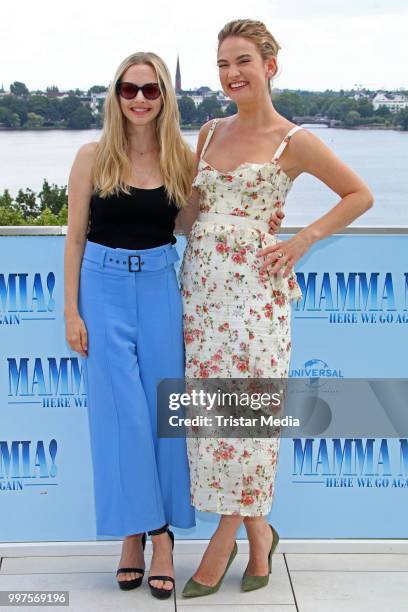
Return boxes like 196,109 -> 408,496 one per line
128,255 -> 141,272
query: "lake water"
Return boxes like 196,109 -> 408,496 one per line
0,127 -> 407,227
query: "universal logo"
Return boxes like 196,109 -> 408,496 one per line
289,358 -> 344,389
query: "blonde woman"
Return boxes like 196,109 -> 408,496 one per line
180,19 -> 373,597
64,52 -> 196,600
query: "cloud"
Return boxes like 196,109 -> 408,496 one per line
269,0 -> 408,19
0,0 -> 406,91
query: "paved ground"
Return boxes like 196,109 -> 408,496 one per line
1,546 -> 408,611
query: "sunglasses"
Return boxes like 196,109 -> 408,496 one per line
115,81 -> 161,100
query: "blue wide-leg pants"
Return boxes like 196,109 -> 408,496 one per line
78,240 -> 195,537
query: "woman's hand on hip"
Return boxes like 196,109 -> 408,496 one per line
268,209 -> 284,234
257,233 -> 311,278
65,312 -> 88,357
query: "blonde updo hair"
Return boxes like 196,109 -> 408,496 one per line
218,19 -> 281,94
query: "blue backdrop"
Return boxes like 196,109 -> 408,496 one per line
0,233 -> 407,541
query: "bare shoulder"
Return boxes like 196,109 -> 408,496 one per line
69,142 -> 99,187
197,119 -> 215,142
198,119 -> 214,136
197,116 -> 232,156
275,124 -> 325,179
286,126 -> 322,158
70,142 -> 99,179
196,120 -> 215,156
76,141 -> 99,162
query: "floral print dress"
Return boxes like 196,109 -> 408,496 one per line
179,119 -> 303,516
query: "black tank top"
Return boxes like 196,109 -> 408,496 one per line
87,185 -> 179,249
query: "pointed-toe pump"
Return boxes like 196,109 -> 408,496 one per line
241,524 -> 279,592
147,524 -> 175,600
116,532 -> 147,590
182,541 -> 238,598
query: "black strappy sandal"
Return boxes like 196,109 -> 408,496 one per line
116,532 -> 147,590
147,524 -> 176,600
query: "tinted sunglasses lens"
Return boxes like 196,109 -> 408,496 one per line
142,83 -> 161,100
118,83 -> 138,99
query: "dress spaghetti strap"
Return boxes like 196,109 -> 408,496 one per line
272,125 -> 303,161
200,118 -> 219,159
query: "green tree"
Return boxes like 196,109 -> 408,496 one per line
0,189 -> 14,208
39,180 -> 68,215
28,95 -> 50,117
318,93 -> 340,115
88,85 -> 107,94
197,96 -> 223,121
396,108 -> 408,130
0,184 -> 69,226
178,96 -> 196,124
305,101 -> 319,116
10,81 -> 29,96
0,95 -> 28,125
344,110 -> 361,127
0,189 -> 25,224
326,98 -> 356,120
273,91 -> 304,120
67,106 -> 93,129
26,112 -> 45,128
94,112 -> 104,129
14,112 -> 22,128
0,207 -> 25,225
356,98 -> 374,118
32,208 -> 61,225
0,107 -> 21,127
224,101 -> 237,116
374,104 -> 392,117
47,98 -> 63,123
57,205 -> 68,224
194,107 -> 208,124
59,95 -> 82,120
15,188 -> 39,218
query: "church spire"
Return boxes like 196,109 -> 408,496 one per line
175,55 -> 181,93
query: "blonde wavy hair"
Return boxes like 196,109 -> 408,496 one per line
218,19 -> 281,95
92,52 -> 195,207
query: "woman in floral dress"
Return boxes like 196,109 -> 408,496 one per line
179,19 -> 373,596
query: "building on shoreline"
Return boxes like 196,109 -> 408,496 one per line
372,92 -> 408,112
176,86 -> 230,110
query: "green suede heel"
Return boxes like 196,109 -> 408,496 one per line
182,541 -> 238,598
241,524 -> 279,592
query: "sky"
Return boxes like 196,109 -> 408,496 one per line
1,0 -> 407,92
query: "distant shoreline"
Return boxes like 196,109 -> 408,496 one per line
0,124 -> 404,132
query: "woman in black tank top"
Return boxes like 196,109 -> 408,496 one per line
63,52 -> 197,601
87,185 -> 179,249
